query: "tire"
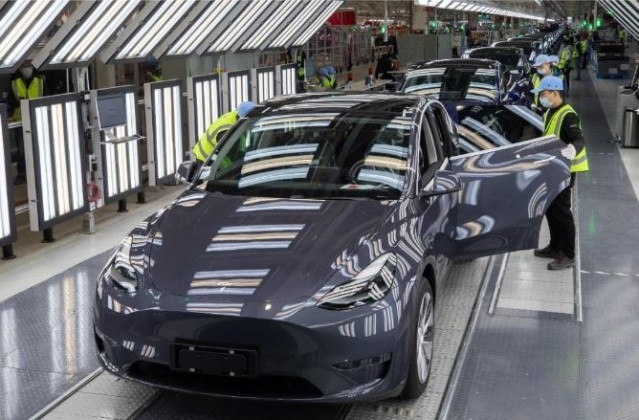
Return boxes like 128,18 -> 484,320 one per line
401,278 -> 435,399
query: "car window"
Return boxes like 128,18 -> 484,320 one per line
430,105 -> 457,158
419,114 -> 442,186
196,112 -> 413,200
402,66 -> 498,103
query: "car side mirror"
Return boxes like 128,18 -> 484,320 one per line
175,160 -> 199,184
419,170 -> 463,197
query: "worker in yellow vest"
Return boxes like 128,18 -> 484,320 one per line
318,67 -> 337,89
619,27 -> 626,45
557,42 -> 574,95
530,54 -> 551,112
145,57 -> 163,83
9,63 -> 45,184
531,76 -> 589,270
192,101 -> 255,163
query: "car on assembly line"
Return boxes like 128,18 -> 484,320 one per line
94,92 -> 571,402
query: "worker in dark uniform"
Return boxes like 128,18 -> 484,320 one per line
531,76 -> 589,270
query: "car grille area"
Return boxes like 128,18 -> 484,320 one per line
128,361 -> 324,399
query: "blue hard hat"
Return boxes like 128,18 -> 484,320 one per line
532,54 -> 550,67
318,67 -> 329,77
531,76 -> 564,93
548,55 -> 559,64
326,66 -> 336,75
237,101 -> 255,118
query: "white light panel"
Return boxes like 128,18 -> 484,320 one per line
0,105 -> 15,245
47,0 -> 141,66
241,0 -> 300,50
228,72 -> 250,112
188,74 -> 221,152
208,0 -> 273,53
257,68 -> 276,103
280,64 -> 297,96
145,81 -> 184,186
24,95 -> 88,231
269,0 -> 325,48
116,0 -> 197,60
166,0 -> 236,56
291,1 -> 344,47
99,90 -> 142,202
0,0 -> 70,72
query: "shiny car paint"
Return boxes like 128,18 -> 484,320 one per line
94,92 -> 571,402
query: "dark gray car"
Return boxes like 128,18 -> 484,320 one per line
94,92 -> 571,402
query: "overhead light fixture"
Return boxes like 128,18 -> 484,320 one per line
33,0 -> 141,69
291,1 -> 344,47
207,0 -> 276,53
22,94 -> 88,231
187,74 -> 222,154
277,64 -> 297,96
254,67 -> 276,103
158,0 -> 236,57
225,71 -> 251,113
90,86 -> 143,205
100,0 -> 199,63
144,80 -> 184,186
0,105 -> 16,248
0,0 -> 70,73
268,0 -> 325,49
241,0 -> 301,51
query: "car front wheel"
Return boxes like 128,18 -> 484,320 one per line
401,278 -> 435,399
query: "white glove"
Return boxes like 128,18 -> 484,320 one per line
530,104 -> 540,112
561,144 -> 576,160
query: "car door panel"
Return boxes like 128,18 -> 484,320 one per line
446,135 -> 570,259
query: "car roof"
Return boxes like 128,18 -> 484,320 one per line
468,47 -> 524,55
256,92 -> 424,115
411,58 -> 500,69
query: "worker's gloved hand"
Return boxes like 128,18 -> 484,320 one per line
561,144 -> 576,160
530,104 -> 541,113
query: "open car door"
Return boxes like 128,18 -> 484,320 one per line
445,135 -> 571,260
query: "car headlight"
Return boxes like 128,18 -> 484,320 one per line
318,253 -> 396,310
104,238 -> 138,293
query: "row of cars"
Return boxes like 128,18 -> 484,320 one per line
398,26 -> 566,153
93,29 -> 572,403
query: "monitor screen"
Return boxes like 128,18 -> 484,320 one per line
97,93 -> 127,129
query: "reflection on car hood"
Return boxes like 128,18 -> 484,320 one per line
148,191 -> 395,303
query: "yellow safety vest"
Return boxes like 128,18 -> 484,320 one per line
531,73 -> 543,106
619,29 -> 626,41
558,47 -> 572,69
322,75 -> 336,89
543,104 -> 589,172
192,110 -> 238,162
146,72 -> 163,82
296,51 -> 305,78
579,40 -> 588,55
11,76 -> 44,121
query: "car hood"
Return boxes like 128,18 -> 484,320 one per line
148,190 -> 396,303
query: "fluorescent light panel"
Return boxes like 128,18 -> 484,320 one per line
0,109 -> 11,240
101,90 -> 141,200
257,69 -> 275,103
241,0 -> 299,50
116,0 -> 197,60
281,65 -> 297,96
32,99 -> 85,224
151,84 -> 183,180
0,0 -> 70,70
229,73 -> 250,111
50,0 -> 141,65
194,77 -> 221,145
292,1 -> 343,46
208,0 -> 273,53
167,0 -> 236,56
269,0 -> 324,48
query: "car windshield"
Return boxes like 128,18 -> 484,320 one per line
196,111 -> 414,200
469,50 -> 523,69
402,66 -> 498,103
